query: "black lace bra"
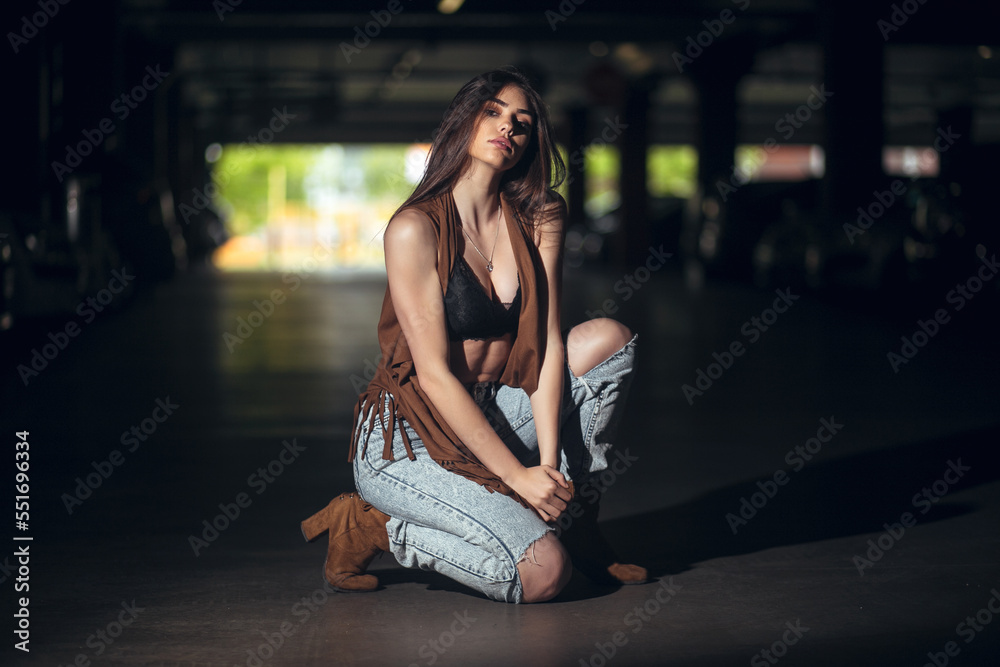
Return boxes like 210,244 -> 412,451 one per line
445,255 -> 521,341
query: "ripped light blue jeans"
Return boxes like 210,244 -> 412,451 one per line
353,334 -> 637,603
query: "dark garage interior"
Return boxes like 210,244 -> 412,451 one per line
2,1 -> 1000,665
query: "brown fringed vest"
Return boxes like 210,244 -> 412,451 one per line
347,190 -> 548,508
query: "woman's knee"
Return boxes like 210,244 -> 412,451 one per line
518,533 -> 572,603
566,318 -> 634,377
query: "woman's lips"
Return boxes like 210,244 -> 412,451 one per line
490,138 -> 511,152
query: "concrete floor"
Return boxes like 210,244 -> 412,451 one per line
2,264 -> 998,666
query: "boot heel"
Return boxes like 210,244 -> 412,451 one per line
301,506 -> 329,542
302,492 -> 391,593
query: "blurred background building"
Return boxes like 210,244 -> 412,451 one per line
4,3 -> 1000,665
3,0 -> 998,328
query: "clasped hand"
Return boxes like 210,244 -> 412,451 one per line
507,465 -> 572,523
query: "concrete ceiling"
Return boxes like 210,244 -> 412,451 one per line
119,0 -> 1000,146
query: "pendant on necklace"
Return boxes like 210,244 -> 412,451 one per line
487,262 -> 494,272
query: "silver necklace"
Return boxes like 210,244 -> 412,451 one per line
461,201 -> 502,272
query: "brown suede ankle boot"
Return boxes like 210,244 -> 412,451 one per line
559,481 -> 649,585
301,492 -> 391,592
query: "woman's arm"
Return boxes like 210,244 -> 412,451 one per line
529,195 -> 569,472
384,209 -> 568,521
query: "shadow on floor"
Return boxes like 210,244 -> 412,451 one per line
601,424 -> 998,577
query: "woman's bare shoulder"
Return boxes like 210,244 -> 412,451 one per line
384,206 -> 436,249
533,191 -> 567,246
540,190 -> 568,218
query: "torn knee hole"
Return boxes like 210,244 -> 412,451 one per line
517,538 -> 542,566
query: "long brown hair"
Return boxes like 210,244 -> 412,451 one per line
394,66 -> 565,227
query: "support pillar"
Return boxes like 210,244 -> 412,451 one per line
687,38 -> 755,209
820,0 -> 885,221
616,78 -> 653,266
565,105 -> 588,227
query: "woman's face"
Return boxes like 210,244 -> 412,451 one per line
467,85 -> 535,173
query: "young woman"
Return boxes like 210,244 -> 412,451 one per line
302,67 -> 646,604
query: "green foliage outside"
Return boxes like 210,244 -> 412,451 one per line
211,145 -> 317,236
648,145 -> 697,198
554,144 -> 621,218
212,143 -> 697,238
735,145 -> 768,181
211,144 -> 417,237
584,145 -> 621,217
556,144 -> 697,217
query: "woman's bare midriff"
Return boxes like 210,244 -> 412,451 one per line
449,334 -> 515,385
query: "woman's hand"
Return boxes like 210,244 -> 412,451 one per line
506,465 -> 571,523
